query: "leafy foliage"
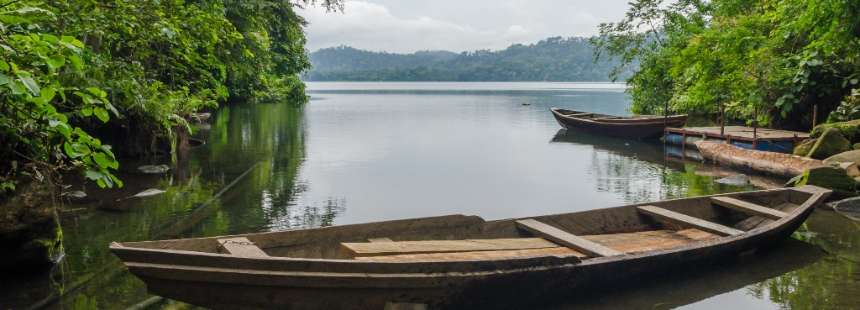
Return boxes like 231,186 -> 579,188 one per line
594,0 -> 860,129
1,5 -> 121,190
307,37 -> 631,81
1,0 -> 340,196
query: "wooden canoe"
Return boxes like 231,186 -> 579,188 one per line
110,186 -> 830,309
551,108 -> 688,139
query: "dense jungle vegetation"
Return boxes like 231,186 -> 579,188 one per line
0,0 -> 340,197
306,37 -> 631,81
594,0 -> 860,129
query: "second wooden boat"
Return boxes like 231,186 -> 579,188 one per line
551,107 -> 688,139
110,186 -> 829,309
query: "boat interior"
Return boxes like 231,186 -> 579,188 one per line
120,188 -> 822,264
553,108 -> 665,121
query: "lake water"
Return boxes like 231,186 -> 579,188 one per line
2,82 -> 858,309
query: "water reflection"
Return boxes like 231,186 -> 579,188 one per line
3,83 -> 860,310
549,129 -> 756,203
541,239 -> 824,310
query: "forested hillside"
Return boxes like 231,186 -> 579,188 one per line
306,37 -> 628,81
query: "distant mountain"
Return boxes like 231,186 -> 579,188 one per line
305,37 -> 630,82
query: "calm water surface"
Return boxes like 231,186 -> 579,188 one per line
2,82 -> 858,309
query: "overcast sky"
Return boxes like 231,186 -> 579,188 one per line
298,0 -> 631,53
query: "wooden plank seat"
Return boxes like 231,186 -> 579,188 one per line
354,229 -> 717,262
217,237 -> 269,258
342,238 -> 559,257
637,205 -> 744,236
711,196 -> 788,220
516,219 -> 623,257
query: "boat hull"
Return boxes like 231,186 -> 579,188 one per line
551,108 -> 687,139
112,187 -> 830,309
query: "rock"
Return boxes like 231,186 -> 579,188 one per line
837,162 -> 860,177
137,164 -> 170,174
811,119 -> 860,143
0,182 -> 63,272
62,190 -> 94,204
828,196 -> 860,220
65,190 -> 87,199
716,174 -> 750,186
129,188 -> 166,198
854,143 -> 860,150
190,112 -> 211,123
823,149 -> 860,166
793,138 -> 816,157
806,128 -> 851,159
788,166 -> 857,197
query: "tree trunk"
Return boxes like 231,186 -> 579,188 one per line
695,141 -> 825,178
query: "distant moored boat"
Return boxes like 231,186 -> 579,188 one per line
550,108 -> 688,139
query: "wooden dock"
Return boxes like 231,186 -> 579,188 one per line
665,126 -> 809,153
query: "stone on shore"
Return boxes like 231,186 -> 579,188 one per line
137,164 -> 170,174
854,143 -> 860,150
716,174 -> 750,186
0,183 -> 63,272
806,128 -> 851,159
793,138 -> 816,157
828,196 -> 860,220
811,119 -> 860,143
824,149 -> 860,166
129,188 -> 166,199
788,166 -> 857,197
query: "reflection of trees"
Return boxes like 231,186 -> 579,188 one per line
749,211 -> 860,309
14,102 -> 337,309
201,103 -> 340,234
552,130 -> 755,203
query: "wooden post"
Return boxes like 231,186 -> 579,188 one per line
664,100 -> 669,126
753,106 -> 758,150
720,101 -> 726,136
812,104 -> 818,128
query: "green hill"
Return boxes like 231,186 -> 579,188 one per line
306,37 -> 629,81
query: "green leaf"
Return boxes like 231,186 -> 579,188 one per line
61,35 -> 84,48
49,120 -> 71,137
68,54 -> 83,71
92,152 -> 111,168
81,107 -> 93,116
46,55 -> 65,70
86,87 -> 107,98
93,107 -> 109,122
16,72 -> 40,96
9,80 -> 26,95
0,73 -> 10,85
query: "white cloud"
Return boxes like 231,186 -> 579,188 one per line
299,0 -> 630,53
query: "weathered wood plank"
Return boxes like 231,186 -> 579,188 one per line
711,196 -> 787,220
217,237 -> 269,258
637,205 -> 744,236
356,247 -> 584,262
358,229 -> 717,262
368,238 -> 394,243
516,219 -> 623,257
342,238 -> 558,257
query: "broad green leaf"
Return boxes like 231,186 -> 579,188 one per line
93,107 -> 109,122
16,72 -> 40,96
46,55 -> 65,70
68,54 -> 83,70
50,120 -> 72,138
92,152 -> 111,168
